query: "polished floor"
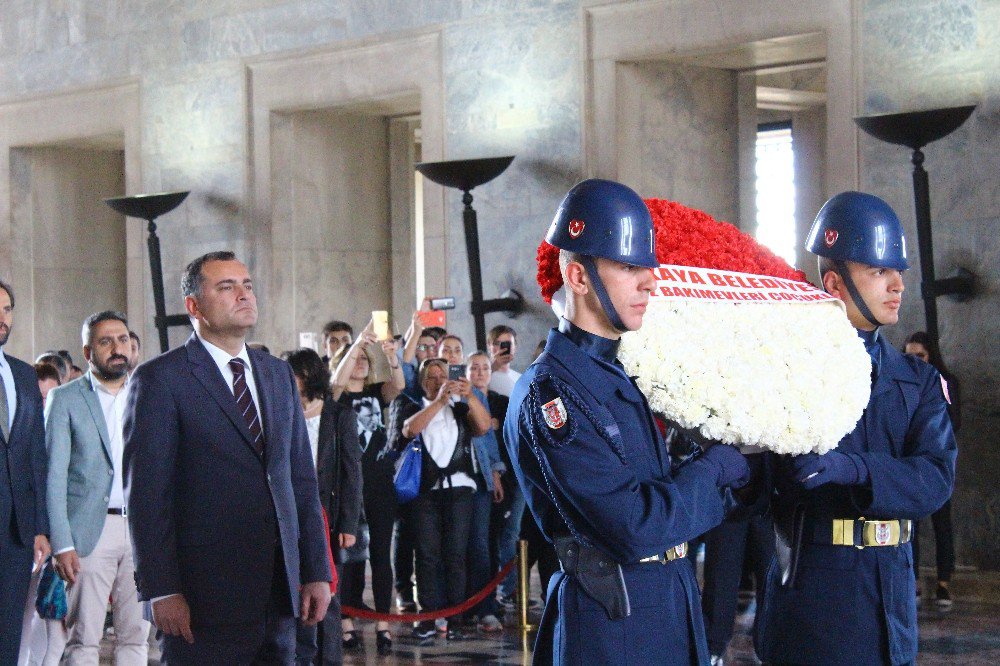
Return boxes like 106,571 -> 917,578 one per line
94,583 -> 998,664
94,569 -> 999,664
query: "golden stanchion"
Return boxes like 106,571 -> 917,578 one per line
518,539 -> 535,664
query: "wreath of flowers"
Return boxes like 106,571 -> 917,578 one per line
537,198 -> 870,455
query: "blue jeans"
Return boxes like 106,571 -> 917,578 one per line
496,482 -> 526,598
467,489 -> 498,618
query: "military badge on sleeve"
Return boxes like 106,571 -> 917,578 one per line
541,397 -> 568,429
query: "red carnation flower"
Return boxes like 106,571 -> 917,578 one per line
537,198 -> 808,303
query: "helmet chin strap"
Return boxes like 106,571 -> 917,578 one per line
834,260 -> 883,329
579,255 -> 627,332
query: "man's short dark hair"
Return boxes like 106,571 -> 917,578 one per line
0,279 -> 14,307
81,310 -> 129,346
35,352 -> 68,379
422,326 -> 447,341
283,348 -> 331,402
182,251 -> 237,298
129,330 -> 141,348
322,320 -> 353,338
57,350 -> 74,366
487,325 -> 516,345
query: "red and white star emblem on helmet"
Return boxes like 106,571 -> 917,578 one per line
568,219 -> 585,239
824,229 -> 839,248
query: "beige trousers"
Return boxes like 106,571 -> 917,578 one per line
64,514 -> 149,665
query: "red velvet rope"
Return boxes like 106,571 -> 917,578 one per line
341,558 -> 517,622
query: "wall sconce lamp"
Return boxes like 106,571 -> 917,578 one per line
104,191 -> 191,353
415,156 -> 523,350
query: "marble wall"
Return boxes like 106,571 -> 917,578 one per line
860,0 -> 1000,570
617,61 -> 739,225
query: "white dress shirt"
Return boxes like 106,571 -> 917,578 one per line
197,335 -> 263,426
0,347 -> 18,433
94,376 -> 130,510
421,398 -> 476,491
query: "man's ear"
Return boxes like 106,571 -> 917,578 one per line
82,345 -> 92,363
184,295 -> 199,319
822,270 -> 843,300
563,261 -> 589,296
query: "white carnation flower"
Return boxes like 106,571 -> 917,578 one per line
619,300 -> 870,455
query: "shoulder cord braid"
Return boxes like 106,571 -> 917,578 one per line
522,372 -> 629,547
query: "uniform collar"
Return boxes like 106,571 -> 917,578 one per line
856,327 -> 880,353
558,318 -> 620,365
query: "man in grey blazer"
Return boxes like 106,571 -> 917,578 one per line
47,310 -> 150,663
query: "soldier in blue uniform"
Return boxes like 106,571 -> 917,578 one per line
755,192 -> 958,666
505,179 -> 752,665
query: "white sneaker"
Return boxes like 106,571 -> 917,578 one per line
710,656 -> 724,666
479,614 -> 503,632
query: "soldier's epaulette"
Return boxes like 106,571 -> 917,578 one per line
526,370 -> 579,448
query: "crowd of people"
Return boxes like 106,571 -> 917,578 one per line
0,181 -> 961,666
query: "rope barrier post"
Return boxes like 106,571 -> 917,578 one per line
518,538 -> 535,660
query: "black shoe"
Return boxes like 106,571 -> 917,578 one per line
376,630 -> 393,655
935,584 -> 953,609
446,627 -> 466,641
399,600 -> 418,613
342,630 -> 360,650
412,621 -> 436,640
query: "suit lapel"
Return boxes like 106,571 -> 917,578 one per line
186,335 -> 255,448
80,373 -> 114,465
248,348 -> 275,461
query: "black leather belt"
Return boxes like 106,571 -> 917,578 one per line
107,507 -> 126,516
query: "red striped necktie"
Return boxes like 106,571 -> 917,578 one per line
229,358 -> 264,456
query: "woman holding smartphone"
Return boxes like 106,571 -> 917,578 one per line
331,321 -> 405,654
386,358 -> 492,642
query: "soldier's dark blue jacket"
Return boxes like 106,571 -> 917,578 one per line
505,322 -> 735,666
756,333 -> 957,665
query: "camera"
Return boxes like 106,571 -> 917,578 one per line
499,340 -> 512,354
430,297 -> 456,311
448,364 -> 466,381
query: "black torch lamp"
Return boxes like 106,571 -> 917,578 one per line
104,191 -> 192,353
415,156 -> 524,351
854,105 -> 977,346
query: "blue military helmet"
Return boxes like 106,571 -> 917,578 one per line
546,178 -> 658,269
545,178 -> 658,331
805,191 -> 909,271
806,191 -> 908,328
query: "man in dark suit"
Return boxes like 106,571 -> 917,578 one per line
124,252 -> 331,664
0,279 -> 51,663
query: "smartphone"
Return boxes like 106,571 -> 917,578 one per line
430,296 -> 456,311
499,340 -> 512,354
372,310 -> 389,340
448,364 -> 466,381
